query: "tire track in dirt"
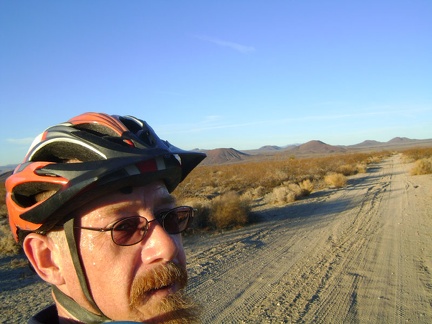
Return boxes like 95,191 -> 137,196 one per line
299,159 -> 394,323
185,220 -> 326,322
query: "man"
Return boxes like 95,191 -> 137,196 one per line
5,112 -> 206,323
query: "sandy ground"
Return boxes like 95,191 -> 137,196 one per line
1,154 -> 431,323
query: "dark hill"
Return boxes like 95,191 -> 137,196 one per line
350,140 -> 383,147
290,140 -> 346,154
387,137 -> 415,144
200,148 -> 250,165
258,145 -> 282,151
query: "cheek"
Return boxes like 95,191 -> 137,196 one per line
79,233 -> 116,275
80,243 -> 135,303
80,232 -> 97,253
175,235 -> 187,266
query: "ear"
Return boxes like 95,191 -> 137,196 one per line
23,233 -> 65,286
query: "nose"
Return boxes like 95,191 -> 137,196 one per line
140,220 -> 182,264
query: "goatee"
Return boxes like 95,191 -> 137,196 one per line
129,262 -> 201,323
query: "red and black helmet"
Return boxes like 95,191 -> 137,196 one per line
6,112 -> 206,243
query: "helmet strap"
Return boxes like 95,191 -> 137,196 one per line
52,218 -> 111,323
52,286 -> 109,324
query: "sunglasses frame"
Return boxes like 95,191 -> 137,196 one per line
75,206 -> 195,246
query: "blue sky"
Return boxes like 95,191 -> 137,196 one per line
1,1 -> 431,165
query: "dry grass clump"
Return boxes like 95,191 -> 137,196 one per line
209,191 -> 250,230
337,163 -> 367,176
324,173 -> 347,188
410,158 -> 432,175
181,192 -> 251,231
265,180 -> 314,205
299,179 -> 314,194
355,163 -> 367,174
240,186 -> 266,202
268,186 -> 297,205
401,148 -> 432,175
337,164 -> 358,176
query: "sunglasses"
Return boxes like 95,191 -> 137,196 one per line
75,206 -> 195,246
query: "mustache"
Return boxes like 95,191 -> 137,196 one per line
130,262 -> 188,307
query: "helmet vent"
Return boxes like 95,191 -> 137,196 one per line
74,123 -> 119,137
119,116 -> 156,147
12,182 -> 61,208
31,142 -> 104,162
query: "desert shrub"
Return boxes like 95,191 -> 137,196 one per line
402,148 -> 432,174
411,158 -> 432,175
267,186 -> 296,205
287,183 -> 302,197
299,179 -> 314,195
209,191 -> 250,230
241,185 -> 266,202
337,164 -> 357,176
324,173 -> 347,188
265,180 -> 314,205
289,182 -> 312,198
356,163 -> 367,173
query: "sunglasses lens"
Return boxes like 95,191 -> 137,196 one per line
163,207 -> 193,234
109,207 -> 193,246
112,216 -> 146,246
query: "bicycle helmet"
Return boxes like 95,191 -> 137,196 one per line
6,112 -> 206,244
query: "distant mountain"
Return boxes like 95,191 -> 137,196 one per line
349,140 -> 383,148
347,137 -> 432,150
200,148 -> 250,165
243,144 -> 298,154
387,137 -> 416,144
290,140 -> 346,154
258,145 -> 282,151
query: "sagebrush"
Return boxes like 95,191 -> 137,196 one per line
209,191 -> 250,230
324,173 -> 347,188
402,148 -> 432,175
411,158 -> 432,175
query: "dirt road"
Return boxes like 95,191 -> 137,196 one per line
1,154 -> 431,323
184,154 -> 432,322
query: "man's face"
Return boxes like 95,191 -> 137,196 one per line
62,181 -> 198,322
